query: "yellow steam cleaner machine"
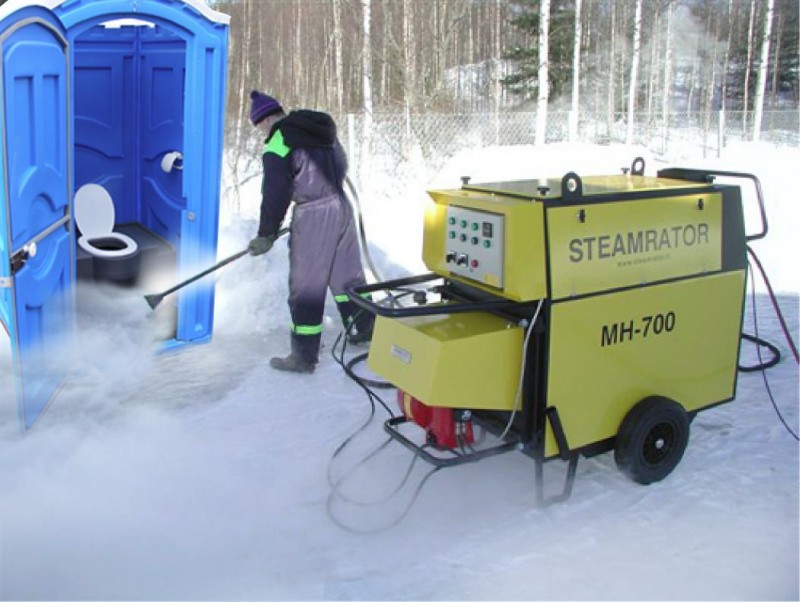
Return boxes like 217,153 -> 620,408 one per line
348,159 -> 768,505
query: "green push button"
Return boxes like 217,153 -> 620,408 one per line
449,231 -> 456,239
483,240 -> 491,248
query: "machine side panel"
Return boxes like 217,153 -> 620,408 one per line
368,312 -> 524,411
547,192 -> 723,299
544,271 -> 745,457
721,186 -> 747,271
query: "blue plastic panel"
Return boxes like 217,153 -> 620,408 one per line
73,27 -> 137,223
139,26 -> 186,243
1,10 -> 73,429
74,24 -> 186,242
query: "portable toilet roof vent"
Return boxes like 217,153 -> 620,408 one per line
0,0 -> 229,429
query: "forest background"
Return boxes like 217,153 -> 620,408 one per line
211,0 -> 799,209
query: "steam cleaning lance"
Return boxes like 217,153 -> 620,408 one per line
144,228 -> 289,310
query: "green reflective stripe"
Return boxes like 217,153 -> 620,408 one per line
264,129 -> 290,158
293,323 -> 323,336
335,292 -> 372,303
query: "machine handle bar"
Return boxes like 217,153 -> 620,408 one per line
706,169 -> 768,242
658,168 -> 768,241
347,273 -> 527,318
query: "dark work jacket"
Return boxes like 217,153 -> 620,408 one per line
258,110 -> 348,238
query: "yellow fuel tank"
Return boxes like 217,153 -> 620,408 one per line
368,312 -> 524,411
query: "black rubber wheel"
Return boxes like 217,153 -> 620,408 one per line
614,396 -> 690,485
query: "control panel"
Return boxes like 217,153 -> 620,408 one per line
444,205 -> 505,288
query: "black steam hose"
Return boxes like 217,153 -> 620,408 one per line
344,175 -> 382,283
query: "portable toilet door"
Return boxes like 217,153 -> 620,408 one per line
0,2 -> 74,430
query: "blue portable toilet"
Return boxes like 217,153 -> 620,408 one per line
0,0 -> 229,429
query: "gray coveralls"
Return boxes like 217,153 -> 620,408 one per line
258,109 -> 372,364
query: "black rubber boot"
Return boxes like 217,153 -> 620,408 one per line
269,333 -> 319,373
336,299 -> 374,346
347,311 -> 375,345
269,354 -> 316,373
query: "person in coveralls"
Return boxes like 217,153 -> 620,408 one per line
247,91 -> 374,373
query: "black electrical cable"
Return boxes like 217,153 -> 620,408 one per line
324,369 -> 443,534
746,245 -> 799,364
344,176 -> 382,283
744,251 -> 799,442
325,456 -> 442,535
335,293 -> 418,391
344,352 -> 394,389
327,437 -> 423,507
326,290 -> 460,532
331,320 -> 395,418
739,333 -> 781,372
325,179 -> 451,530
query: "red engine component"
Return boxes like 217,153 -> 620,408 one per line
397,390 -> 474,449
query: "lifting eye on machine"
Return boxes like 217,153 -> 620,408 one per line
348,158 -> 771,506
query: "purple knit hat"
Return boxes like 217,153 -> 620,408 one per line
249,90 -> 283,125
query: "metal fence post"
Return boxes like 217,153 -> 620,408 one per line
718,109 -> 725,158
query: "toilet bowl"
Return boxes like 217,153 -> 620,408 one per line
74,183 -> 141,284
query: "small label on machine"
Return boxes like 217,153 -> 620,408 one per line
600,311 -> 677,347
390,344 -> 412,364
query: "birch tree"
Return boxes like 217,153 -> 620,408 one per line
569,0 -> 582,142
494,0 -> 503,143
743,0 -> 757,136
403,0 -> 417,156
535,0 -> 550,146
607,1 -> 616,139
625,0 -> 643,145
721,0 -> 735,112
661,1 -> 673,154
332,0 -> 344,114
703,8 -> 721,157
361,0 -> 373,183
227,0 -> 253,211
752,0 -> 775,141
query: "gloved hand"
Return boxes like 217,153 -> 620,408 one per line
248,236 -> 274,256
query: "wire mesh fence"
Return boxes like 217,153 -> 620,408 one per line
343,109 -> 797,192
224,109 -> 798,214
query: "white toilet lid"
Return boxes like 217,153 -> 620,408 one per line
74,183 -> 115,237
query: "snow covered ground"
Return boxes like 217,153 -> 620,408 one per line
0,143 -> 798,600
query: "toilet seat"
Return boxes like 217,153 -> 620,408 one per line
74,184 -> 139,258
